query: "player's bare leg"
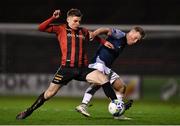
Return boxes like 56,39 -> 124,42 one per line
16,83 -> 61,120
86,70 -> 117,101
76,70 -> 118,117
113,79 -> 133,120
113,78 -> 126,100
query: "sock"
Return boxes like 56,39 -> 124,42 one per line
82,84 -> 101,105
102,82 -> 117,101
82,93 -> 92,105
86,84 -> 101,95
29,92 -> 46,112
116,94 -> 123,101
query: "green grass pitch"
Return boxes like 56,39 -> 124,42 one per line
0,96 -> 180,125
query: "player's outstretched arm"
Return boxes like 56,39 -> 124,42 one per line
93,36 -> 114,49
93,28 -> 111,37
38,10 -> 61,32
89,28 -> 114,49
89,28 -> 111,40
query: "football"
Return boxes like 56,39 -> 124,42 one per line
108,99 -> 125,116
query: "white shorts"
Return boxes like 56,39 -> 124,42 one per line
88,57 -> 120,84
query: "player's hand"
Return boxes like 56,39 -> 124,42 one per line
104,41 -> 114,49
89,31 -> 95,41
53,10 -> 61,19
107,30 -> 112,36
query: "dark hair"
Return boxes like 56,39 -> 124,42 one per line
133,26 -> 146,40
67,8 -> 83,17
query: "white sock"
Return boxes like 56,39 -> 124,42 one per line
116,94 -> 123,101
82,93 -> 93,105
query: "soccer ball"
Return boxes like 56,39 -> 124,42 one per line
108,99 -> 125,116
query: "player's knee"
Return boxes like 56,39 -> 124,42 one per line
44,82 -> 61,99
44,89 -> 57,99
44,91 -> 56,99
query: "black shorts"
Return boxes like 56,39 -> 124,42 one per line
52,66 -> 96,85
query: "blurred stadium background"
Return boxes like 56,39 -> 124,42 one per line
0,0 -> 180,124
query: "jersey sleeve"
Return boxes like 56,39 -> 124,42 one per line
110,28 -> 126,39
38,16 -> 59,33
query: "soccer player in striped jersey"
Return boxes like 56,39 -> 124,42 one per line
16,8 -> 119,120
76,26 -> 145,119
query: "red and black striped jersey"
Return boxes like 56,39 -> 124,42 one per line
39,16 -> 106,68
